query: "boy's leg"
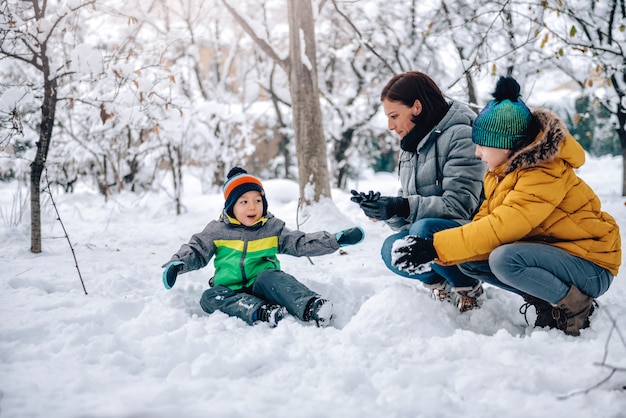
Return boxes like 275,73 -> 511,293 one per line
199,285 -> 265,325
465,243 -> 614,335
487,243 -> 613,304
252,270 -> 319,321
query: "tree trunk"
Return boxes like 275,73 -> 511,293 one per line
30,162 -> 43,253
166,143 -> 183,215
286,0 -> 331,204
335,128 -> 354,189
622,147 -> 626,197
30,52 -> 58,253
614,76 -> 626,197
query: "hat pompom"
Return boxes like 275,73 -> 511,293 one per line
493,77 -> 521,102
226,166 -> 247,179
472,76 -> 533,150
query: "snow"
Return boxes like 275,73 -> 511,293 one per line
70,44 -> 103,77
1,155 -> 625,418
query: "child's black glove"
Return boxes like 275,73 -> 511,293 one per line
162,261 -> 184,289
335,227 -> 365,247
392,236 -> 438,274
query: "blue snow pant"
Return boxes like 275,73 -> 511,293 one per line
458,243 -> 613,304
381,218 -> 480,289
199,269 -> 320,325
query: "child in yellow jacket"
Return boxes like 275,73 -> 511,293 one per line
392,76 -> 621,336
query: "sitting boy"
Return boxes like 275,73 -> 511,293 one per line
162,167 -> 364,327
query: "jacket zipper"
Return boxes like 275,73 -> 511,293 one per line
240,240 -> 248,288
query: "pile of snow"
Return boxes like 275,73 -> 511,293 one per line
1,155 -> 625,417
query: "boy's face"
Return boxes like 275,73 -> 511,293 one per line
232,190 -> 264,226
475,144 -> 511,172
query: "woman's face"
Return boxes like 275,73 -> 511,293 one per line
474,144 -> 511,171
382,98 -> 422,138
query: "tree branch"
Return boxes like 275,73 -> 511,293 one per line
329,0 -> 395,74
43,168 -> 88,295
220,0 -> 290,74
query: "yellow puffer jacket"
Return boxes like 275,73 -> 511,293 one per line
434,109 -> 621,275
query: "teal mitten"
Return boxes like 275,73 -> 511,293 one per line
162,261 -> 184,289
335,227 -> 365,247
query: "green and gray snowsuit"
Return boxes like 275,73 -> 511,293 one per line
164,212 -> 340,324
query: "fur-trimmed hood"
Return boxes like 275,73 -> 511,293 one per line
503,109 -> 582,175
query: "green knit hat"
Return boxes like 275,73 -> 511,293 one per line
472,77 -> 533,150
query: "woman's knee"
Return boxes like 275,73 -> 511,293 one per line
408,218 -> 460,237
381,232 -> 408,263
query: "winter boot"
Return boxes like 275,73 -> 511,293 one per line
256,304 -> 288,327
451,282 -> 484,312
551,286 -> 595,336
519,294 -> 558,329
304,297 -> 333,327
425,281 -> 452,303
425,281 -> 483,312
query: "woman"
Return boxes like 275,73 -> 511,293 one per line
392,76 -> 621,336
352,71 -> 486,311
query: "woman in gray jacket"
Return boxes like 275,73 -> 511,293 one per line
352,71 -> 486,311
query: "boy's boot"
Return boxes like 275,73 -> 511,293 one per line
304,297 -> 333,327
256,304 -> 287,327
552,286 -> 595,336
519,294 -> 558,329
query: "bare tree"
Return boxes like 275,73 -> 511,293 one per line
222,0 -> 331,203
0,0 -> 96,253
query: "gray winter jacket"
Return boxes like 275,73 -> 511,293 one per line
164,213 -> 340,290
386,101 -> 486,231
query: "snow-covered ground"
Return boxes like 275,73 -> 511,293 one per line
1,155 -> 625,418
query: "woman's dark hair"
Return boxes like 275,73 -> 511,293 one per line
380,71 -> 449,126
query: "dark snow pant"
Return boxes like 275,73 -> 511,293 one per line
199,269 -> 320,325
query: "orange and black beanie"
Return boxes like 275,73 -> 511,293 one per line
223,167 -> 267,217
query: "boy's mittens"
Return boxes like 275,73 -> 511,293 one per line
392,236 -> 438,274
350,190 -> 381,204
335,227 -> 365,247
162,261 -> 184,289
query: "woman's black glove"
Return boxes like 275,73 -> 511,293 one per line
350,190 -> 409,220
392,236 -> 438,274
350,190 -> 380,204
